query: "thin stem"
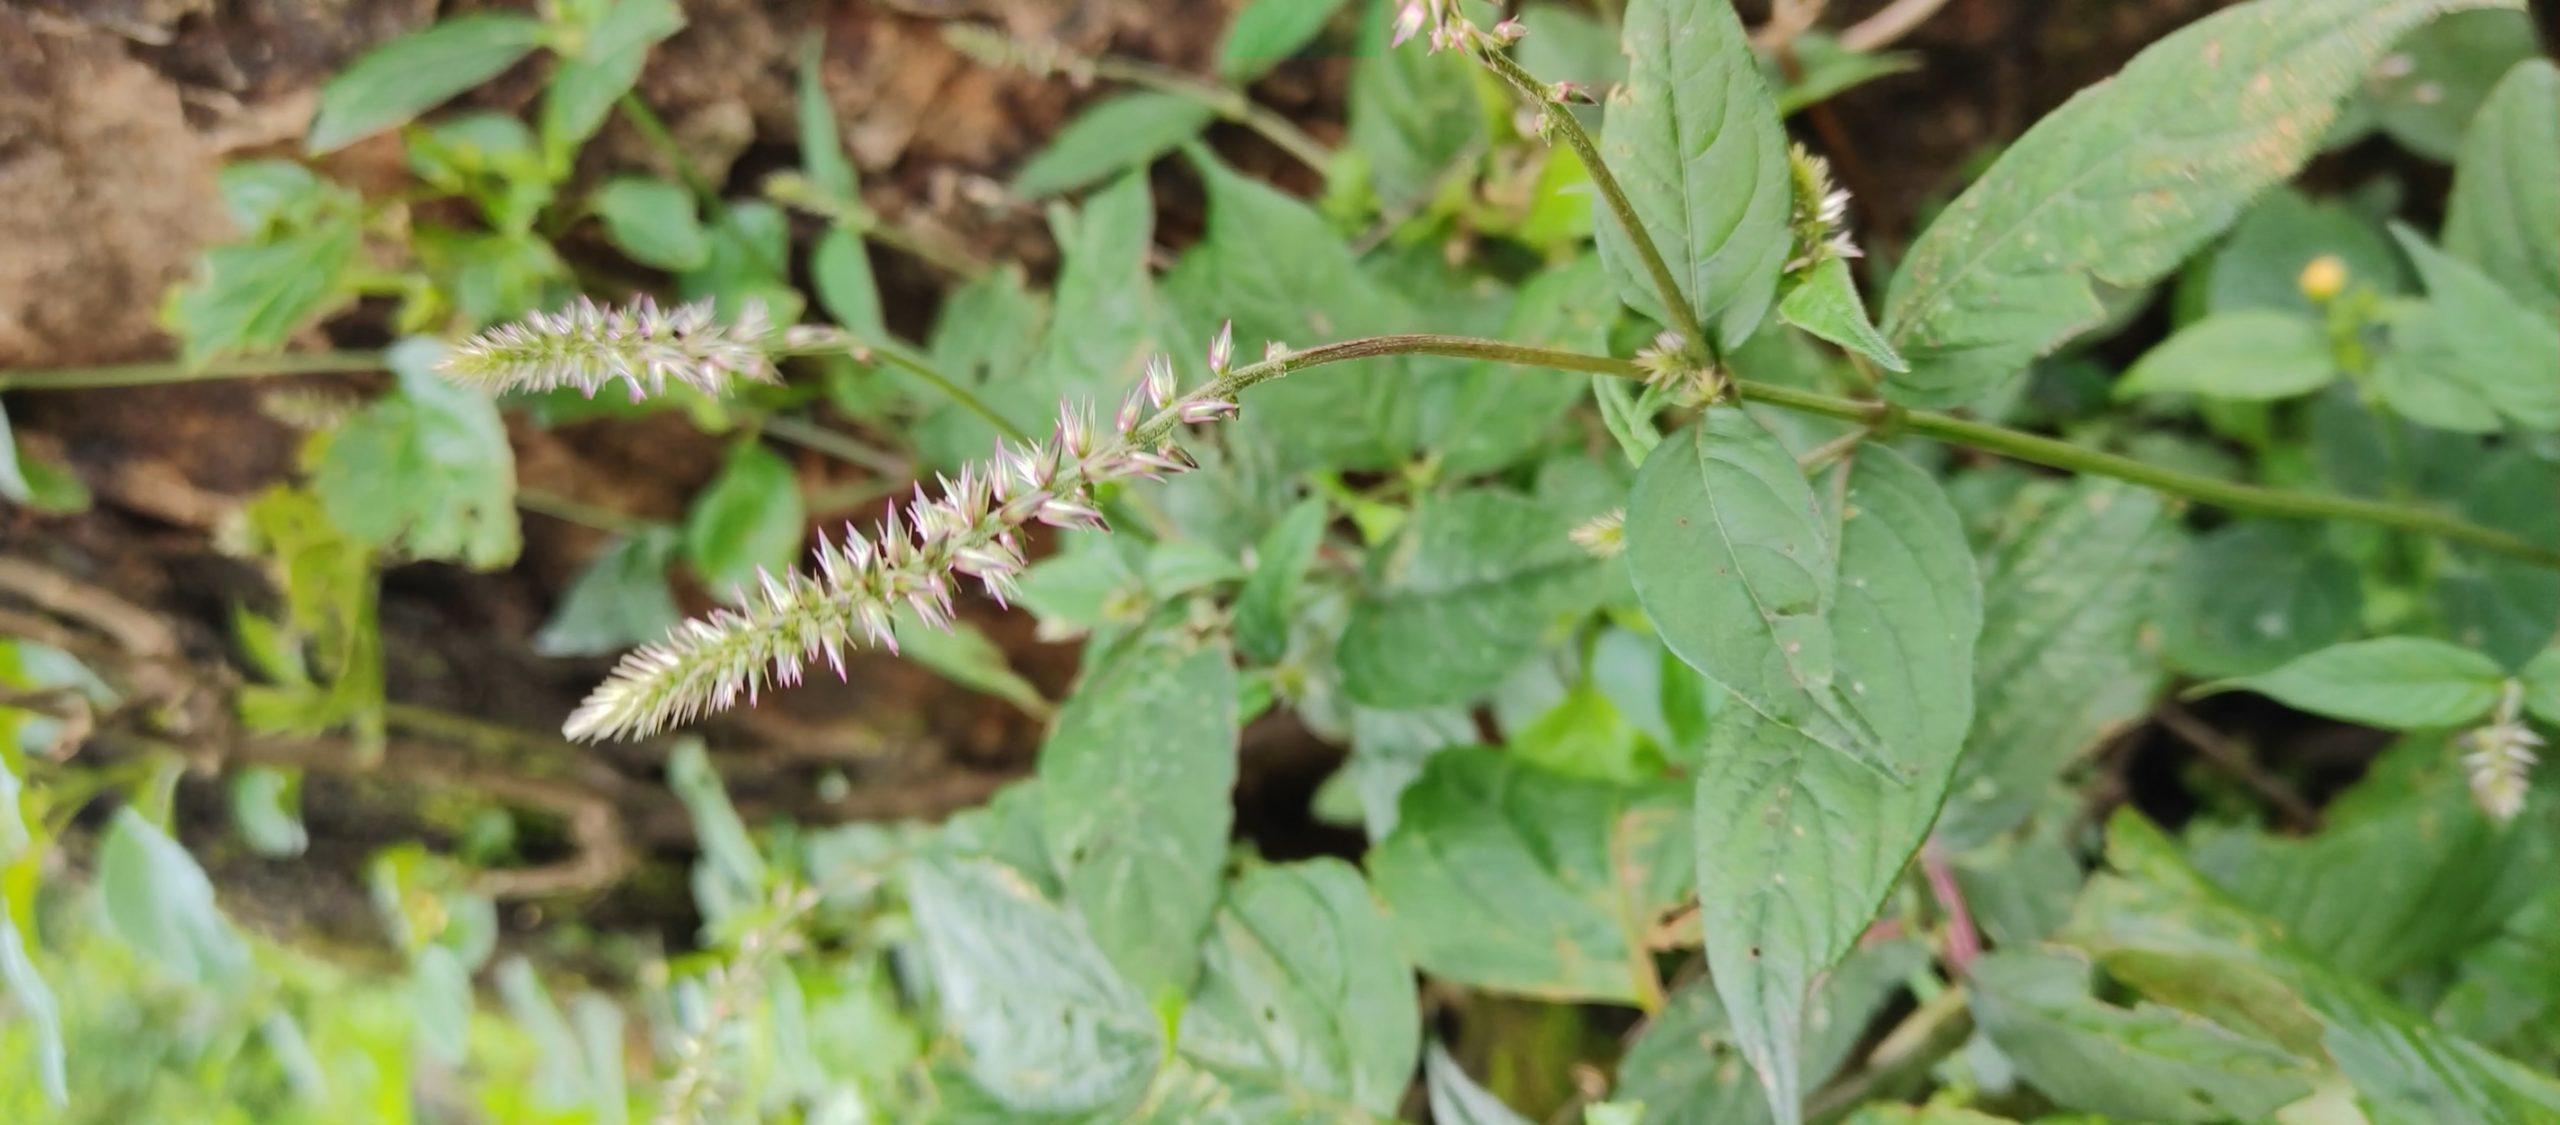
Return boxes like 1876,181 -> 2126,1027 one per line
1173,335 -> 2560,569
1472,46 -> 1712,354
858,342 -> 1030,444
1086,56 -> 1334,172
763,415 -> 907,475
1840,0 -> 1956,52
0,350 -> 389,391
516,487 -> 651,536
1919,841 -> 1979,975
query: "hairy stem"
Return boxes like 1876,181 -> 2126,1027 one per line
1197,335 -> 2560,569
0,351 -> 389,391
845,339 -> 1030,444
763,415 -> 907,475
1472,46 -> 1713,355
1086,56 -> 1334,172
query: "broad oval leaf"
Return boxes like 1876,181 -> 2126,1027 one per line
681,442 -> 806,602
2215,636 -> 2509,730
1941,481 -> 2177,846
2443,60 -> 2560,313
1337,489 -> 1601,708
314,339 -> 521,569
1368,749 -> 1689,1006
98,809 -> 255,991
1220,0 -> 1354,80
1778,257 -> 1907,373
1593,0 -> 1793,346
1178,859 -> 1418,1118
1038,621 -> 1238,1001
2117,310 -> 2336,400
1625,413 -> 1875,768
1969,948 -> 2317,1122
906,855 -> 1164,1113
593,176 -> 708,271
308,14 -> 549,153
1013,92 -> 1217,199
1880,0 -> 2510,407
533,528 -> 684,658
1235,497 -> 1330,665
1694,447 -> 1981,1125
540,0 -> 685,155
2159,521 -> 2362,678
2387,225 -> 2560,431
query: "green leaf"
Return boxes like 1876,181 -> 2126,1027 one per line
593,176 -> 707,270
811,226 -> 887,339
1423,1044 -> 1533,1125
666,739 -> 765,927
0,897 -> 64,1106
915,265 -> 1049,470
1369,749 -> 1688,1006
2362,8 -> 2539,161
1942,482 -> 2176,846
2189,742 -> 2543,980
168,206 -> 360,368
2438,449 -> 2560,669
1765,33 -> 1918,116
2202,187 -> 2404,317
1220,0 -> 1352,80
677,200 -> 804,325
1970,948 -> 2317,1122
1029,173 -> 1163,415
894,611 -> 1053,718
1178,860 -> 1418,1117
682,442 -> 805,601
1625,413 -> 1875,769
1013,93 -> 1216,199
1595,0 -> 1793,346
1879,0 -> 2505,407
907,855 -> 1164,1113
2215,636 -> 2508,729
1337,489 -> 1600,708
1173,152 -> 1425,470
2117,310 -> 2336,400
1348,0 -> 1483,210
229,766 -> 309,858
1778,257 -> 1907,372
2386,225 -> 2560,430
1693,448 -> 1980,1125
1615,939 -> 1928,1125
2067,811 -> 2560,1122
2443,60 -> 2560,312
541,0 -> 684,157
313,338 -> 522,568
533,528 -> 683,657
1421,255 -> 1622,474
308,14 -> 549,153
98,809 -> 255,990
2523,647 -> 2560,725
1039,621 -> 1238,1001
2159,521 -> 2362,678
795,33 -> 858,201
1235,498 -> 1329,665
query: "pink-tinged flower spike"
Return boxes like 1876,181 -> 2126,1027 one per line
1143,354 -> 1177,408
1179,399 -> 1240,425
1391,1 -> 1426,47
1491,17 -> 1526,43
1207,320 -> 1234,376
542,317 -> 1253,742
439,296 -> 780,400
1263,340 -> 1289,363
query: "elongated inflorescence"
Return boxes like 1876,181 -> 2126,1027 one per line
440,296 -> 782,401
488,316 -> 1243,741
2463,681 -> 2543,822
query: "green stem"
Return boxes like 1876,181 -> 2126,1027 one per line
0,351 -> 389,391
854,341 -> 1030,444
1085,56 -> 1334,172
763,414 -> 908,475
1472,46 -> 1712,356
1165,335 -> 2560,570
515,487 -> 650,535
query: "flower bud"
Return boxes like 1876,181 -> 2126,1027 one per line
2298,254 -> 2348,303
